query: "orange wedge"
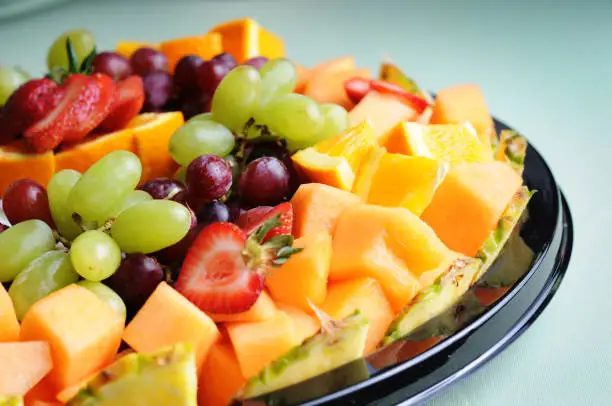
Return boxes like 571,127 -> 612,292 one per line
0,140 -> 55,194
115,41 -> 160,59
160,33 -> 223,74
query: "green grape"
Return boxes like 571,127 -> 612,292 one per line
317,103 -> 349,142
0,220 -> 56,282
0,66 -> 29,106
111,200 -> 191,254
96,190 -> 152,225
187,112 -> 213,123
70,230 -> 121,282
47,29 -> 96,70
9,251 -> 79,320
211,65 -> 261,133
77,280 -> 126,319
258,93 -> 323,144
259,58 -> 298,103
169,120 -> 235,166
48,169 -> 83,240
69,151 -> 142,223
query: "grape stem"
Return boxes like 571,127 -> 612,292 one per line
97,219 -> 115,234
53,231 -> 71,249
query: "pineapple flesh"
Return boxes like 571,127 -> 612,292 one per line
0,396 -> 23,406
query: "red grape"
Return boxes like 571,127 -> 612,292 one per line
226,199 -> 247,223
212,52 -> 238,69
130,48 -> 168,76
243,56 -> 269,70
0,223 -> 8,233
2,179 -> 54,227
197,200 -> 230,225
186,155 -> 233,201
174,55 -> 204,91
154,222 -> 203,265
197,59 -> 231,94
238,157 -> 290,206
92,52 -> 133,81
179,89 -> 212,120
142,71 -> 173,112
104,253 -> 164,317
139,178 -> 186,203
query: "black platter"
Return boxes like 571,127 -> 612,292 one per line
236,118 -> 574,406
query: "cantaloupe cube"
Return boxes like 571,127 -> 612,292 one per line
226,311 -> 295,378
207,290 -> 277,323
266,232 -> 332,312
349,92 -> 419,141
0,342 -> 52,396
430,84 -> 495,145
0,283 -> 20,342
291,183 -> 361,238
421,161 -> 522,257
276,303 -> 320,345
331,204 -> 457,311
322,278 -> 393,355
197,342 -> 246,406
123,282 -> 219,371
305,68 -> 371,110
19,285 -> 123,392
209,18 -> 285,63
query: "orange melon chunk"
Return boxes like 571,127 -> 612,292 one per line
0,342 -> 52,396
209,18 -> 285,63
430,84 -> 495,146
421,161 -> 522,257
305,67 -> 371,110
160,34 -> 223,74
0,283 -> 19,342
197,343 -> 246,406
226,311 -> 295,378
331,203 -> 457,311
123,282 -> 219,371
19,284 -> 123,393
306,56 -> 356,80
348,92 -> 420,141
115,41 -> 159,59
290,183 -> 361,238
207,290 -> 277,323
266,232 -> 332,312
54,128 -> 135,173
276,303 -> 320,345
0,141 -> 55,195
322,278 -> 393,355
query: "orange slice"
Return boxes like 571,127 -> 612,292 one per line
209,18 -> 285,63
0,140 -> 55,194
160,33 -> 223,74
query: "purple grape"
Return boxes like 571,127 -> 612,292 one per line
154,222 -> 203,265
226,199 -> 247,223
0,223 -> 8,233
197,200 -> 230,225
212,52 -> 237,69
186,155 -> 233,201
174,55 -> 204,91
92,52 -> 133,81
245,141 -> 289,163
197,59 -> 231,94
238,157 -> 290,206
179,89 -> 212,120
139,178 -> 186,203
243,56 -> 269,70
104,254 -> 164,316
142,71 -> 173,112
130,47 -> 168,76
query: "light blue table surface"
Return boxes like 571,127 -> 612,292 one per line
0,1 -> 610,405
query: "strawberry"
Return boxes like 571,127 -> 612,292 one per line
0,78 -> 63,144
24,73 -> 118,151
344,77 -> 430,114
236,202 -> 293,241
344,77 -> 372,104
97,75 -> 145,132
176,216 -> 301,314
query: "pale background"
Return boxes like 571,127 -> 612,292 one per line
0,0 -> 610,405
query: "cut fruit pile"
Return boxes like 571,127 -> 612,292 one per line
0,17 -> 533,406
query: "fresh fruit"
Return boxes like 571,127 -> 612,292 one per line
0,396 -> 22,406
129,48 -> 168,76
227,311 -> 296,378
68,150 -> 142,222
197,58 -> 232,95
343,77 -> 429,114
258,58 -> 298,102
159,34 -> 222,73
76,280 -> 127,319
290,183 -> 361,238
421,161 -> 523,256
96,190 -> 152,225
305,67 -> 370,110
209,18 -> 285,63
178,89 -> 212,120
20,284 -> 124,392
495,129 -> 527,175
244,56 -> 269,69
244,141 -> 289,163
430,83 -> 495,146
168,120 -> 235,166
0,283 -> 20,342
267,231 -> 332,312
92,52 -> 133,81
382,258 -> 481,346
238,157 -> 290,206
47,29 -> 95,70
0,67 -> 30,106
240,310 -> 368,399
65,343 -> 198,406
317,103 -> 350,144
322,278 -> 393,354
98,76 -> 145,132
115,42 -> 159,59
331,203 -> 458,311
0,342 -> 52,396
47,169 -> 82,240
123,282 -> 220,370
2,179 -> 54,227
211,65 -> 261,132
207,290 -> 277,323
185,154 -> 232,201
197,200 -> 230,225
0,141 -> 56,195
212,52 -> 238,68
236,201 -> 293,241
173,56 -> 204,91
110,200 -> 192,254
141,71 -> 172,112
277,303 -> 320,344
70,230 -> 122,281
9,250 -> 79,320
379,61 -> 432,101
0,219 -> 55,282
197,343 -> 246,406
139,178 -> 185,201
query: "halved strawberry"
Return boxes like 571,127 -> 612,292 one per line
237,202 -> 293,241
344,77 -> 430,114
344,77 -> 371,104
98,75 -> 145,132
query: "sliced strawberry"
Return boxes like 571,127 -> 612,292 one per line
237,202 -> 293,241
97,75 -> 145,132
235,206 -> 273,229
175,222 -> 265,314
344,77 -> 430,114
344,77 -> 372,104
